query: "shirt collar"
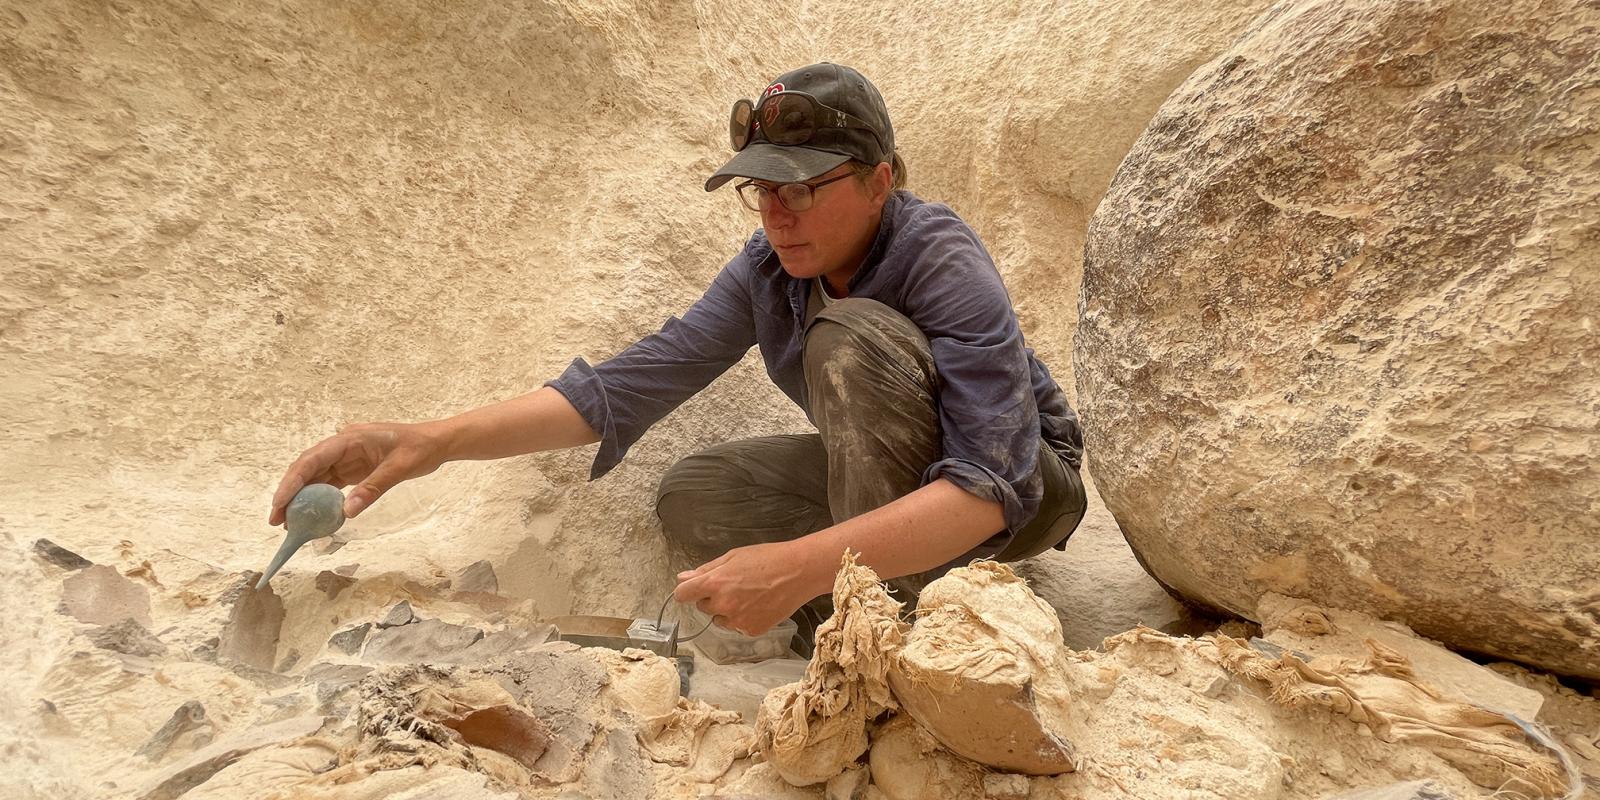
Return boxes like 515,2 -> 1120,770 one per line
847,190 -> 905,291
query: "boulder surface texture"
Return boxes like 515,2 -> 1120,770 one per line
1076,0 -> 1600,678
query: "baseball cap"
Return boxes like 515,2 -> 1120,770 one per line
705,63 -> 896,192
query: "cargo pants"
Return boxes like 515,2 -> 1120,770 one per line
655,297 -> 1086,640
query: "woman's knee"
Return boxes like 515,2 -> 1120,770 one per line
654,452 -> 729,546
803,298 -> 935,384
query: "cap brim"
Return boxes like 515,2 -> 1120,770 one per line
704,143 -> 852,191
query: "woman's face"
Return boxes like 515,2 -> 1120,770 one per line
757,162 -> 893,287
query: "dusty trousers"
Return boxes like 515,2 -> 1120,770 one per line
655,297 -> 1086,635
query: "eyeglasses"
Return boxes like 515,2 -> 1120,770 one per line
729,91 -> 885,152
734,171 -> 857,213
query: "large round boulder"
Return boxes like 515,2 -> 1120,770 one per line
1075,0 -> 1600,677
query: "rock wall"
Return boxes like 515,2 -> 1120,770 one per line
1076,0 -> 1600,677
1,0 -> 815,624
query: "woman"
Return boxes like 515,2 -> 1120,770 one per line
269,63 -> 1085,643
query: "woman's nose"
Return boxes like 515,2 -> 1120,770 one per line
761,202 -> 796,230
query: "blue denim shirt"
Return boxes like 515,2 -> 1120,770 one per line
548,190 -> 1083,533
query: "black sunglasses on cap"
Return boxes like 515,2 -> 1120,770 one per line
729,91 -> 886,152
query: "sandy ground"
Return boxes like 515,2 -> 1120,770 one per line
5,539 -> 1595,799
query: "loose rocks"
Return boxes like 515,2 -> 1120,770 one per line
327,622 -> 373,656
90,619 -> 168,658
33,538 -> 91,571
60,565 -> 152,628
379,600 -> 417,628
135,700 -> 209,761
135,714 -> 328,800
313,569 -> 356,599
1321,780 -> 1457,799
362,618 -> 485,663
215,573 -> 285,671
455,560 -> 499,594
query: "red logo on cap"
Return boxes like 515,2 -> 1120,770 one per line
762,95 -> 786,127
754,83 -> 786,133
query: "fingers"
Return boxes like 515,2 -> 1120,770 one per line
694,599 -> 726,623
674,570 -> 712,605
269,470 -> 305,526
677,550 -> 733,582
268,437 -> 347,526
677,549 -> 786,634
706,610 -> 743,634
343,450 -> 416,518
680,570 -> 759,635
269,424 -> 424,525
673,552 -> 734,604
701,608 -> 761,637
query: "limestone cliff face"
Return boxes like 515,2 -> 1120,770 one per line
1077,0 -> 1600,677
0,0 -> 816,621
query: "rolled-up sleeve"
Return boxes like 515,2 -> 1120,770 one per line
898,211 -> 1044,533
546,250 -> 757,479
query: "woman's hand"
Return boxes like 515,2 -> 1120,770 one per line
268,421 -> 449,525
673,540 -> 831,636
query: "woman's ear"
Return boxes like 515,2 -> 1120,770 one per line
873,161 -> 894,202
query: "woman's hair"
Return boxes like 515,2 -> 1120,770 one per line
851,153 -> 908,190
